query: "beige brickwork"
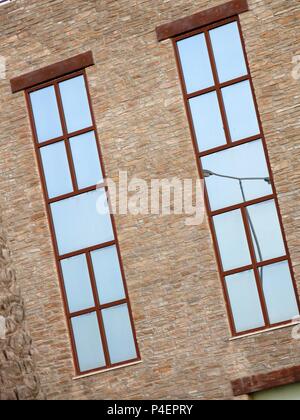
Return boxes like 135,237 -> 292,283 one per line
0,0 -> 299,400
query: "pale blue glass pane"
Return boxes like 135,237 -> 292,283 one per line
226,270 -> 265,333
70,131 -> 103,189
210,22 -> 247,83
91,246 -> 125,305
102,304 -> 137,364
189,92 -> 227,152
59,76 -> 92,134
177,34 -> 214,94
30,86 -> 63,142
51,189 -> 114,255
261,262 -> 299,324
222,81 -> 260,141
61,254 -> 94,313
213,210 -> 251,271
247,200 -> 286,263
201,140 -> 271,211
71,312 -> 106,372
40,141 -> 73,199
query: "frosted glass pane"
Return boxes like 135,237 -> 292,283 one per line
177,34 -> 214,94
71,312 -> 106,372
59,76 -> 92,134
210,22 -> 247,83
189,92 -> 227,152
213,210 -> 251,271
70,131 -> 103,189
40,141 -> 73,199
226,270 -> 265,333
91,246 -> 125,305
222,81 -> 260,141
30,86 -> 63,142
51,189 -> 114,255
61,254 -> 94,313
102,304 -> 137,364
247,200 -> 286,263
261,262 -> 299,324
201,140 -> 271,211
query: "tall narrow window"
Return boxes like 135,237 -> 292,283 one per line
25,70 -> 140,374
174,18 -> 300,336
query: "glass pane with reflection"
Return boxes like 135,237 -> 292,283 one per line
213,210 -> 252,271
246,200 -> 286,263
91,246 -> 125,305
210,22 -> 248,83
189,91 -> 227,152
51,189 -> 114,255
59,75 -> 92,134
61,254 -> 94,313
201,140 -> 272,211
261,261 -> 299,324
70,131 -> 103,189
40,141 -> 73,199
30,86 -> 63,142
222,80 -> 260,141
102,304 -> 137,364
226,270 -> 265,333
71,312 -> 106,372
177,33 -> 214,94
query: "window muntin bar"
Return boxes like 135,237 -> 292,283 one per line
26,70 -> 140,374
173,16 -> 300,336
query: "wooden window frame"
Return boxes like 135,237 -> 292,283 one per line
11,59 -> 141,376
172,15 -> 300,337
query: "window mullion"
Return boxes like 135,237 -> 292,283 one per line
86,252 -> 112,368
204,31 -> 232,145
54,82 -> 79,192
241,206 -> 270,327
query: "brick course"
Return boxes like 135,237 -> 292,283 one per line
0,0 -> 300,400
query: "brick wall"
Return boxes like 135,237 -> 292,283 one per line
0,0 -> 299,399
0,215 -> 43,400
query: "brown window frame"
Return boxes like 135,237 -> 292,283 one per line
172,15 -> 300,337
18,65 -> 141,376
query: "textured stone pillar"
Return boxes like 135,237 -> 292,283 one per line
0,220 -> 43,400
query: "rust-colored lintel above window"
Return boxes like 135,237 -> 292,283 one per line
156,0 -> 249,42
10,51 -> 94,93
231,365 -> 300,396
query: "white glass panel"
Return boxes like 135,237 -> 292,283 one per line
210,22 -> 247,83
226,270 -> 265,333
30,86 -> 63,142
261,261 -> 299,324
177,34 -> 214,94
189,92 -> 227,152
59,76 -> 92,134
201,140 -> 272,211
91,246 -> 125,305
213,210 -> 251,271
61,254 -> 94,313
102,304 -> 137,364
40,141 -> 73,199
247,200 -> 286,263
51,189 -> 114,255
222,81 -> 260,141
71,312 -> 106,372
70,131 -> 103,189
